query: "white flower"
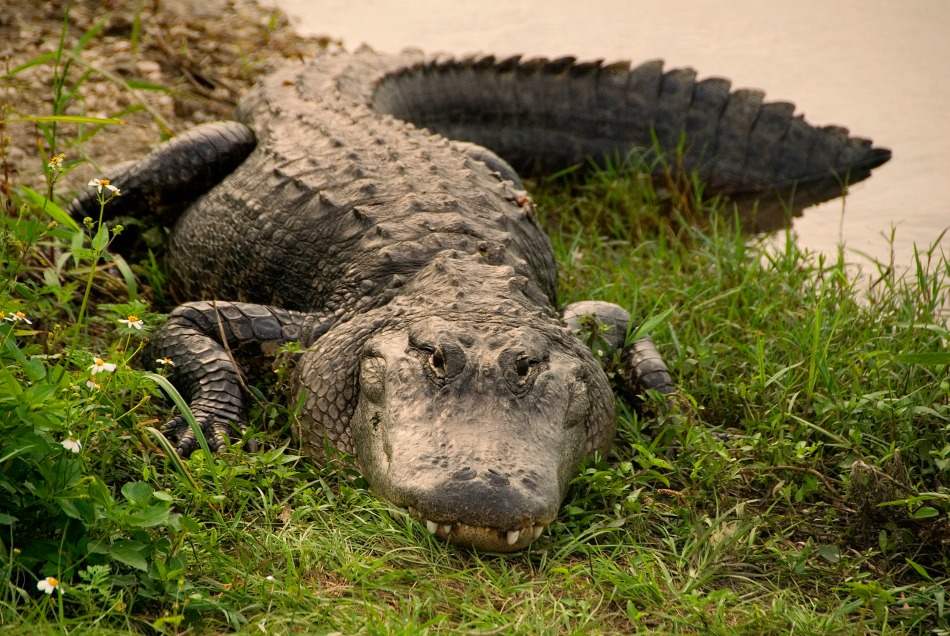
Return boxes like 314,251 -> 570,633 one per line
85,380 -> 101,390
47,153 -> 66,171
89,357 -> 117,375
3,311 -> 31,324
155,357 -> 175,366
61,436 -> 82,453
88,178 -> 120,196
118,315 -> 144,330
37,576 -> 60,595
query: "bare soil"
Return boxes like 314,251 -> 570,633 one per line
0,0 -> 332,196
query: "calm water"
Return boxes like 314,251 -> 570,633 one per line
273,0 -> 950,267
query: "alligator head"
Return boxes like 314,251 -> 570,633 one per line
291,253 -> 616,551
348,313 -> 615,552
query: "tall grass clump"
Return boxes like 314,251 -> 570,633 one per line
1,5 -> 948,634
535,166 -> 950,631
1,7 -> 239,631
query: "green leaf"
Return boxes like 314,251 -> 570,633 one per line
121,481 -> 153,506
24,359 -> 46,383
0,431 -> 50,463
109,252 -> 138,301
17,186 -> 81,232
905,557 -> 934,582
3,338 -> 29,369
817,544 -> 841,563
105,540 -> 149,571
73,13 -> 109,56
894,352 -> 950,366
1,51 -> 58,78
179,515 -> 202,533
25,383 -> 59,405
91,224 -> 110,252
142,426 -> 202,495
126,79 -> 175,93
0,370 -> 24,396
12,282 -> 37,302
2,114 -> 126,127
629,305 -> 675,341
911,506 -> 940,520
85,478 -> 117,511
58,496 -> 97,524
127,505 -> 172,528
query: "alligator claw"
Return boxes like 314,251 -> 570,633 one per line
160,407 -> 246,457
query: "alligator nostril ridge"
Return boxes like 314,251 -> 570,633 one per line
450,467 -> 509,485
452,466 -> 477,481
485,469 -> 510,487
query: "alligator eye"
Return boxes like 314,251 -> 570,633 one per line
430,348 -> 446,377
515,356 -> 531,377
504,353 -> 547,395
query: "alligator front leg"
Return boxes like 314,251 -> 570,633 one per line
147,300 -> 310,456
68,121 -> 256,226
562,300 -> 675,402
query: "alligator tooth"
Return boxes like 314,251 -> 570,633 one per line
532,525 -> 544,540
426,520 -> 438,534
506,529 -> 520,546
408,506 -> 416,516
441,524 -> 452,534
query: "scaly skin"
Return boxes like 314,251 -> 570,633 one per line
69,47 -> 889,552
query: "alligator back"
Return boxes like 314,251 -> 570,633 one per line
171,49 -> 559,312
79,47 -> 891,314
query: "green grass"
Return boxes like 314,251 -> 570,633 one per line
1,10 -> 949,635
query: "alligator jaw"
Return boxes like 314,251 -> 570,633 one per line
406,507 -> 549,552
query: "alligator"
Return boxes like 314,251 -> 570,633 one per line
69,46 -> 891,552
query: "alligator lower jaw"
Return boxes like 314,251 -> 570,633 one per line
406,507 -> 548,552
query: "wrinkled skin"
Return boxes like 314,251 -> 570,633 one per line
286,255 -> 618,551
352,318 -> 602,549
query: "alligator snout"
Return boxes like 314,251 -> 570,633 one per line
407,507 -> 549,552
405,463 -> 554,551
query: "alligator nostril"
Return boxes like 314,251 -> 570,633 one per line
452,466 -> 477,481
485,469 -> 510,487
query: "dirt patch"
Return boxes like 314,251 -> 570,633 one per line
0,0 -> 334,197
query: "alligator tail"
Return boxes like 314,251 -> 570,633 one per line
369,54 -> 891,196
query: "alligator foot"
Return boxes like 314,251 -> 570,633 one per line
147,300 -> 310,457
161,401 -> 246,457
562,300 -> 675,408
561,300 -> 631,360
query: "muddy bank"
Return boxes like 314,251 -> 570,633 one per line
1,0 -> 331,195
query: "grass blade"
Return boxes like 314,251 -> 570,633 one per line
17,185 -> 81,231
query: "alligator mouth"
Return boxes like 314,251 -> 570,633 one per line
406,506 -> 548,552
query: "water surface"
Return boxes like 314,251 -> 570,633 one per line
274,0 -> 950,266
